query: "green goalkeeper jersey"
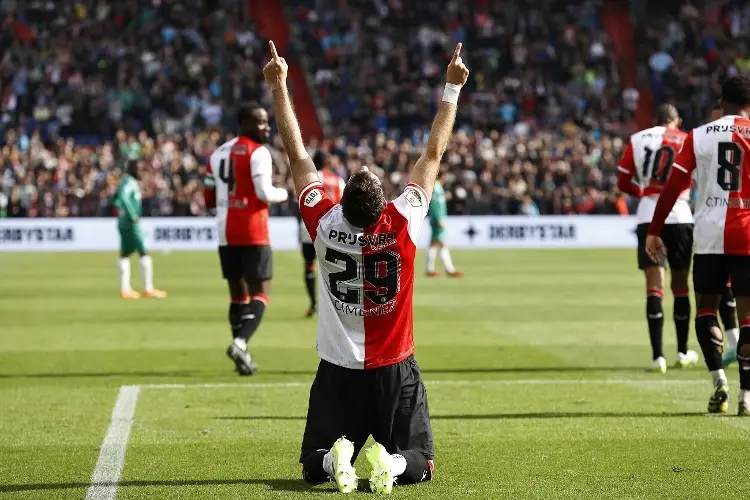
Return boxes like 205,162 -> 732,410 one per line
428,181 -> 447,227
114,174 -> 142,226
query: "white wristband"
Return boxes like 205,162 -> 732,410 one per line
442,83 -> 462,105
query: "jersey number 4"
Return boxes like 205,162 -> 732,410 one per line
218,158 -> 236,194
717,142 -> 743,192
643,146 -> 676,183
326,249 -> 400,305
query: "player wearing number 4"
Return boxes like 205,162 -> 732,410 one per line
647,76 -> 750,416
264,40 -> 468,493
617,104 -> 699,373
204,102 -> 289,376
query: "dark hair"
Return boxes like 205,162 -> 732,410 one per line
313,150 -> 327,171
126,159 -> 139,175
721,76 -> 750,108
237,101 -> 264,127
340,170 -> 385,228
655,104 -> 679,125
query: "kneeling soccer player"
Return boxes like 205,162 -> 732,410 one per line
263,40 -> 469,491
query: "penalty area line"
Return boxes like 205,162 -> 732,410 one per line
85,385 -> 141,500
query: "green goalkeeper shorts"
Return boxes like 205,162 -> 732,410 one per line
119,224 -> 147,255
430,223 -> 445,243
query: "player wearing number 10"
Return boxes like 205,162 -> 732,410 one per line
204,102 -> 289,375
647,75 -> 750,416
617,104 -> 699,373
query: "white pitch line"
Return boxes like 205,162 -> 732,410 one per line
142,378 -> 707,390
85,385 -> 141,500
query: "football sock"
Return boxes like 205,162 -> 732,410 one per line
426,247 -> 438,273
118,257 -> 131,292
229,295 -> 250,339
696,310 -> 723,373
304,264 -> 316,307
237,293 -> 268,342
672,290 -> 690,354
738,325 -> 750,390
646,289 -> 664,360
720,286 -> 739,349
439,247 -> 456,273
302,449 -> 329,484
140,255 -> 154,291
711,368 -> 727,387
396,449 -> 433,484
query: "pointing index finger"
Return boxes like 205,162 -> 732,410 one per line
269,40 -> 279,60
451,43 -> 462,62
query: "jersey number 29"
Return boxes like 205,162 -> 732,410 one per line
326,249 -> 401,305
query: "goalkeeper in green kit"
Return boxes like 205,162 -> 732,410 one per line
425,169 -> 462,277
114,160 -> 167,299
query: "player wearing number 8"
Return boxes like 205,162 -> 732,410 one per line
617,104 -> 698,373
204,102 -> 289,375
647,76 -> 750,416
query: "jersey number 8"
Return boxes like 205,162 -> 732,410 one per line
717,142 -> 743,192
326,248 -> 401,305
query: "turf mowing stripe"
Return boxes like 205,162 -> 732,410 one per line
85,385 -> 141,500
142,379 -> 707,389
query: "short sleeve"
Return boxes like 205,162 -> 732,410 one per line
673,131 -> 696,175
298,181 -> 336,243
392,183 -> 430,244
203,160 -> 215,189
617,140 -> 636,176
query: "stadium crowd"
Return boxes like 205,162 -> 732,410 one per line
2,0 -> 742,218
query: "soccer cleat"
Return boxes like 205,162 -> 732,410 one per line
426,271 -> 439,278
674,350 -> 699,369
645,356 -> 667,373
365,442 -> 395,494
447,271 -> 463,278
226,341 -> 258,376
739,402 -> 750,417
708,384 -> 729,414
723,347 -> 737,367
330,437 -> 357,494
143,288 -> 168,299
305,304 -> 317,318
120,290 -> 141,299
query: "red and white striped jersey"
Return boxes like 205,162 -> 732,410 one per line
673,115 -> 750,254
618,126 -> 692,224
300,170 -> 346,244
298,181 -> 430,369
207,136 -> 272,246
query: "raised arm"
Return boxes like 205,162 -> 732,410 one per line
409,43 -> 470,198
263,41 -> 318,196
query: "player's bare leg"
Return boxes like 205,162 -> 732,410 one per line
139,251 -> 167,298
118,252 -> 140,299
643,266 -> 666,372
695,293 -> 728,413
720,283 -> 739,366
426,242 -> 440,277
670,269 -> 698,368
732,296 -> 750,416
226,278 -> 258,375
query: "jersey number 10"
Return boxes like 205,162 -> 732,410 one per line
643,146 -> 676,183
218,158 -> 236,195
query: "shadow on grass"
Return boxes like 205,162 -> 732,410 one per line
216,411 -> 703,421
0,365 -> 643,379
0,478 -> 331,494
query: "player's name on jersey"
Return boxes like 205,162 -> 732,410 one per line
151,225 -> 216,242
332,297 -> 396,317
705,196 -> 750,209
0,226 -> 74,243
327,229 -> 397,250
488,223 -> 576,241
704,124 -> 750,135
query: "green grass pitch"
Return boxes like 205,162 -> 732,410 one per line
1,249 -> 750,499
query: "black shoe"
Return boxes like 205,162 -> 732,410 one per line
305,304 -> 317,318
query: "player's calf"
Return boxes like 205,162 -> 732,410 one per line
365,443 -> 432,494
737,319 -> 750,415
645,287 -> 665,371
721,284 -> 739,366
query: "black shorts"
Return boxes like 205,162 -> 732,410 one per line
300,356 -> 434,463
636,223 -> 693,270
693,254 -> 750,296
301,242 -> 316,264
218,245 -> 273,282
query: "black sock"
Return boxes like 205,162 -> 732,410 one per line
302,449 -> 329,484
646,292 -> 664,359
696,312 -> 723,371
720,285 -> 737,331
305,266 -> 316,307
237,295 -> 268,342
738,326 -> 750,390
229,298 -> 249,339
396,449 -> 433,485
673,293 -> 691,354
